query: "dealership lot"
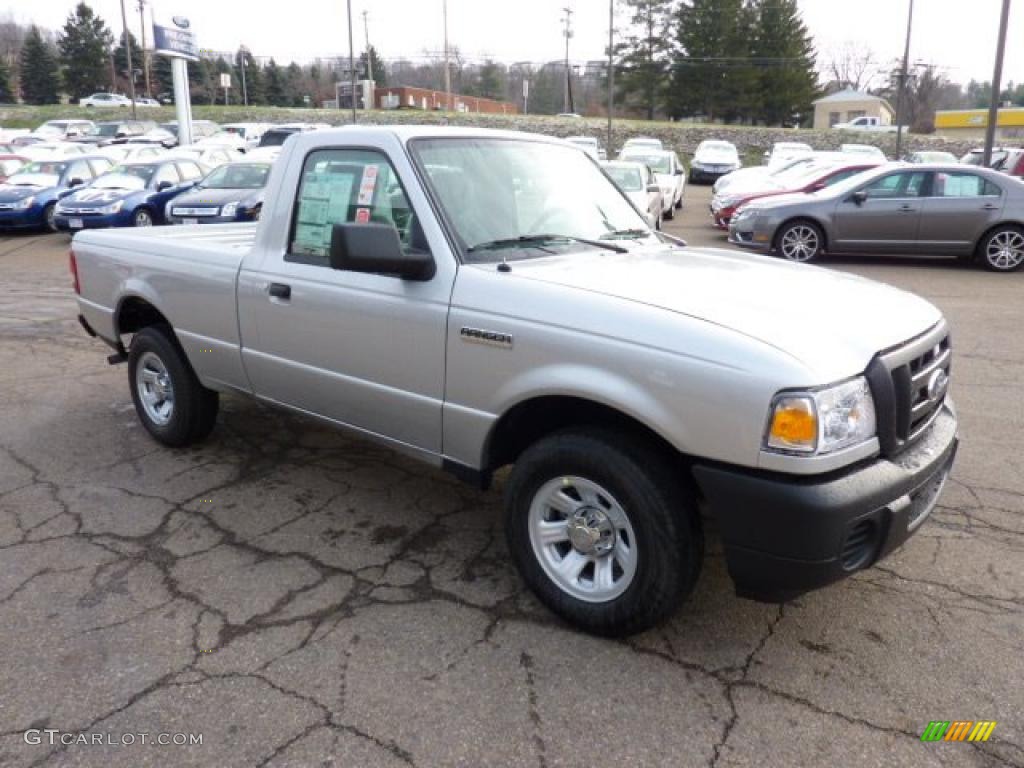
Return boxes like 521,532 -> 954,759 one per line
0,183 -> 1022,767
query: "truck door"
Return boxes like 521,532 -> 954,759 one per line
236,145 -> 455,455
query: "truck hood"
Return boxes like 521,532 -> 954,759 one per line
484,246 -> 941,381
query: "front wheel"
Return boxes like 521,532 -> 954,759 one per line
979,226 -> 1024,272
505,429 -> 702,637
133,208 -> 153,227
664,202 -> 675,221
776,220 -> 824,263
42,203 -> 57,233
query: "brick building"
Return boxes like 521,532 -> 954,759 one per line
374,86 -> 518,114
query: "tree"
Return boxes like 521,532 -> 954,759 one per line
751,0 -> 818,125
616,0 -> 674,120
477,59 -> 506,101
233,49 -> 264,104
113,29 -> 140,92
0,57 -> 12,102
19,26 -> 60,104
286,62 -> 304,106
264,58 -> 286,106
825,41 -> 880,92
360,45 -> 386,87
58,3 -> 113,101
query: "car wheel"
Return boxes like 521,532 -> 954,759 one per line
129,325 -> 219,447
133,209 -> 153,227
776,220 -> 824,263
674,193 -> 683,210
979,226 -> 1024,272
655,211 -> 663,230
505,429 -> 702,637
42,203 -> 57,233
664,202 -> 675,221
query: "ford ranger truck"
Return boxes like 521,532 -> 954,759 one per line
73,126 -> 958,637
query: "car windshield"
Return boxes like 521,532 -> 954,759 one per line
35,123 -> 66,137
260,130 -> 295,147
604,166 -> 644,191
700,142 -> 734,152
412,138 -> 652,262
92,124 -> 121,137
623,153 -> 671,173
197,163 -> 270,189
11,161 -> 67,185
102,165 -> 155,187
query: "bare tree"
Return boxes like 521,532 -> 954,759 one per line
825,41 -> 881,91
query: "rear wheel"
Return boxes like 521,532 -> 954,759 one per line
674,191 -> 683,210
979,226 -> 1024,272
776,220 -> 824,263
42,203 -> 57,233
133,208 -> 153,227
505,429 -> 702,637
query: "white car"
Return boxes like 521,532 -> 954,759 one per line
619,137 -> 663,156
689,140 -> 741,184
95,144 -> 166,164
565,136 -> 604,161
168,145 -> 242,170
242,146 -> 283,163
618,149 -> 685,218
19,142 -> 89,161
601,160 -> 664,229
133,97 -> 161,108
841,143 -> 887,160
32,120 -> 95,140
714,151 -> 851,195
762,141 -> 813,167
221,123 -> 272,150
194,132 -> 249,154
80,92 -> 132,108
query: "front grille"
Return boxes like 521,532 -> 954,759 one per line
841,519 -> 878,570
172,207 -> 219,217
866,322 -> 952,456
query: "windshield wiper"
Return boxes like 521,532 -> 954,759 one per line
600,228 -> 650,240
467,234 -> 627,254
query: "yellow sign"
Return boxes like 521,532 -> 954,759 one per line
935,109 -> 1024,129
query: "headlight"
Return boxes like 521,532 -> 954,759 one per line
99,200 -> 124,214
718,195 -> 741,209
732,207 -> 755,222
764,377 -> 876,455
15,195 -> 35,209
221,202 -> 238,218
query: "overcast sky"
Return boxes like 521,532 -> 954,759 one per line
14,0 -> 1023,86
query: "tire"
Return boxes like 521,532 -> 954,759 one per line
133,208 -> 154,227
655,211 -> 662,230
664,202 -> 675,221
674,193 -> 683,210
128,325 -> 219,447
978,225 -> 1024,272
42,203 -> 57,233
505,429 -> 702,637
775,219 -> 824,263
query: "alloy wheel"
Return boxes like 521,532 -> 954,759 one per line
780,224 -> 819,262
985,230 -> 1024,271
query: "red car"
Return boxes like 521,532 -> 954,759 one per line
0,155 -> 29,183
711,160 -> 885,229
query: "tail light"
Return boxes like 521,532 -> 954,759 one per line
69,249 -> 80,295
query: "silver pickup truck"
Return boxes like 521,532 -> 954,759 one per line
73,126 -> 958,636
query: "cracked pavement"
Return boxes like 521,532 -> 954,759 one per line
1,185 -> 1022,767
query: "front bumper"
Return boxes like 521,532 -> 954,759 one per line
691,166 -> 737,183
727,216 -> 772,251
0,207 -> 44,228
166,214 -> 243,225
54,211 -> 134,230
692,406 -> 958,602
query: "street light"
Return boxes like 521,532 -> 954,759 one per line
984,0 -> 1012,165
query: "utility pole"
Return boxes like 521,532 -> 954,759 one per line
984,0 -> 1012,166
442,0 -> 451,111
137,0 -> 150,96
893,0 -> 914,159
607,0 -> 614,153
119,0 -> 137,118
347,0 -> 357,122
362,10 -> 373,83
239,46 -> 249,107
562,6 -> 573,114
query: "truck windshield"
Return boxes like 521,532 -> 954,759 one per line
411,138 -> 652,262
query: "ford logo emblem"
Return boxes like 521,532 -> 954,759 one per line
172,16 -> 190,29
926,369 -> 949,403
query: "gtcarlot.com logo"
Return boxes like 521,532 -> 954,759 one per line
921,721 -> 997,742
24,729 -> 203,747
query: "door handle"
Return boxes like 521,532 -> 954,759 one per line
899,205 -> 917,212
268,282 -> 291,300
981,203 -> 1000,210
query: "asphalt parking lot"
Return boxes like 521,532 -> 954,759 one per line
0,182 -> 1022,768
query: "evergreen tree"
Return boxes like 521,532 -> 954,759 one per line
477,60 -> 506,101
58,3 -> 114,101
286,62 -> 304,106
0,57 -> 13,102
264,58 -> 286,106
616,0 -> 674,120
233,50 -> 264,104
360,45 -> 387,87
19,26 -> 61,105
750,0 -> 818,125
152,53 -> 174,97
113,30 -> 141,93
668,0 -> 750,121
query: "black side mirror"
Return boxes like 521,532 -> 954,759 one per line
68,178 -> 84,187
851,190 -> 868,205
156,180 -> 173,192
329,222 -> 435,281
115,131 -> 127,138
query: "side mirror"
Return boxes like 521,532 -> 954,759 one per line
329,222 -> 435,281
156,180 -> 173,192
851,190 -> 868,205
675,168 -> 683,175
115,131 -> 127,139
68,178 -> 85,188
646,183 -> 660,193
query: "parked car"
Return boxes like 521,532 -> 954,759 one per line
160,120 -> 221,141
713,153 -> 825,195
221,122 -> 271,150
729,164 -> 1024,271
565,136 -> 605,161
193,131 -> 249,154
712,158 -> 884,228
95,144 -> 166,164
32,120 -> 95,140
55,158 -> 206,231
0,155 -> 113,231
71,126 -> 958,637
906,151 -> 958,164
689,140 -> 741,183
601,159 -> 664,229
762,141 -> 813,167
20,142 -> 89,161
243,146 -> 282,163
619,137 -> 663,155
134,97 -> 161,108
840,143 -> 887,160
832,116 -> 899,132
961,147 -> 1024,179
129,126 -> 179,149
11,135 -> 46,147
165,161 -> 272,224
80,92 -> 132,108
257,126 -> 305,148
71,120 -> 155,146
167,145 -> 240,171
0,155 -> 28,183
618,148 -> 685,217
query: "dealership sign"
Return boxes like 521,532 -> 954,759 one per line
153,16 -> 198,61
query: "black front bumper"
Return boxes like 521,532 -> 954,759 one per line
692,407 -> 958,602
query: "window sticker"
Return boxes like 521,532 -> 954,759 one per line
295,172 -> 355,255
355,207 -> 371,224
357,165 -> 379,205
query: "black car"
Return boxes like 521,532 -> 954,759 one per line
72,120 -> 156,146
164,161 -> 272,224
258,127 -> 303,148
